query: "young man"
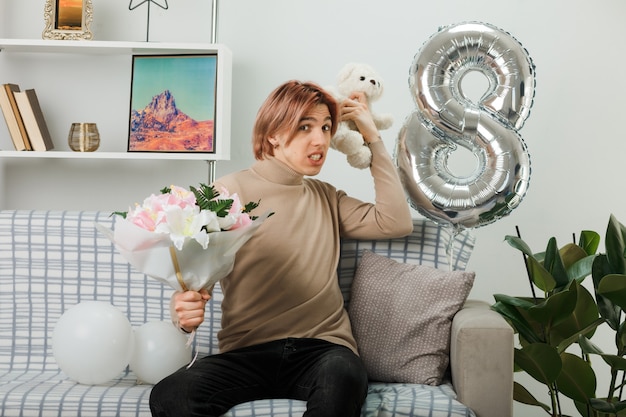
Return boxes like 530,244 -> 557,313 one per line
150,80 -> 413,417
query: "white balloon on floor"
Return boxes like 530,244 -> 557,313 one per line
52,301 -> 134,385
129,320 -> 191,384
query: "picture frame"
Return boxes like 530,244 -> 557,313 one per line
128,54 -> 220,154
43,0 -> 94,41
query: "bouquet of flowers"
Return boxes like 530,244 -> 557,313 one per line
96,183 -> 272,294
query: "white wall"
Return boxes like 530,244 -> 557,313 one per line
2,1 -> 626,415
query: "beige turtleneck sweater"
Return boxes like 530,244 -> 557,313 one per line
213,141 -> 413,354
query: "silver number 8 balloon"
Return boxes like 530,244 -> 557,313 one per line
396,22 -> 535,231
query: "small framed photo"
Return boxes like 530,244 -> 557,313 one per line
128,54 -> 219,154
43,0 -> 94,40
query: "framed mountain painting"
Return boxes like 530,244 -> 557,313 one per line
128,54 -> 218,154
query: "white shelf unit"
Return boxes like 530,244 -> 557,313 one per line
0,150 -> 219,160
0,38 -> 232,161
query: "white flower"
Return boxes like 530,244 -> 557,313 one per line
154,205 -> 210,250
217,214 -> 237,230
201,210 -> 221,234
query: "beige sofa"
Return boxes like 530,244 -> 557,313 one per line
0,210 -> 513,417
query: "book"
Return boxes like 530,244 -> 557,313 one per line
13,89 -> 54,152
0,83 -> 31,151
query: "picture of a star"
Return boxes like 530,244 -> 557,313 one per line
128,0 -> 168,11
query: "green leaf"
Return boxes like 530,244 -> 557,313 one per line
190,184 -> 218,211
556,318 -> 604,353
578,334 -> 605,355
598,352 -> 626,371
605,214 -> 626,275
574,399 -> 595,417
243,200 -> 260,214
556,352 -> 596,403
578,335 -> 626,370
528,282 -> 577,329
593,254 -> 621,330
590,397 -> 626,414
598,274 -> 626,310
493,294 -> 536,309
579,230 -> 601,256
513,381 -> 552,412
505,235 -> 535,258
567,255 -> 596,284
560,243 -> 590,271
550,283 -> 600,347
527,256 -> 556,293
514,343 -> 561,385
618,321 -> 626,355
544,237 -> 570,289
190,183 -> 235,217
492,297 -> 544,344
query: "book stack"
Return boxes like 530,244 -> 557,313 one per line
0,83 -> 54,151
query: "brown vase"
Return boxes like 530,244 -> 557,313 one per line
68,123 -> 100,152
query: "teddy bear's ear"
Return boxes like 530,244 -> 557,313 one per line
337,63 -> 357,84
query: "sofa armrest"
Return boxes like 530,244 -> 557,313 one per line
450,299 -> 514,417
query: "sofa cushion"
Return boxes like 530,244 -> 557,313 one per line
348,250 -> 475,385
337,219 -> 475,307
0,372 -> 475,417
225,383 -> 475,417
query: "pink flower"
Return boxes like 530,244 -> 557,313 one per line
119,183 -> 265,249
128,207 -> 159,231
127,196 -> 166,231
229,212 -> 253,230
167,185 -> 197,208
213,188 -> 253,230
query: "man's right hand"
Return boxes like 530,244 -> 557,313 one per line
173,289 -> 211,333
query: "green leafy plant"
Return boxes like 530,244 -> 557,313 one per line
492,214 -> 626,416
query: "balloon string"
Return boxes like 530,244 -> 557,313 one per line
169,247 -> 197,366
169,246 -> 188,292
183,281 -> 215,369
168,247 -> 215,369
444,227 -> 458,271
186,330 -> 199,369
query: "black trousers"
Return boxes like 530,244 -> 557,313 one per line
149,338 -> 369,417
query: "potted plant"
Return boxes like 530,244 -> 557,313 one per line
492,214 -> 626,416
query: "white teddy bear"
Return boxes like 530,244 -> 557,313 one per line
328,63 -> 393,169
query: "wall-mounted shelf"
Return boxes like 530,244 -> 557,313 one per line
0,150 -> 216,160
0,38 -> 225,56
0,38 -> 232,162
